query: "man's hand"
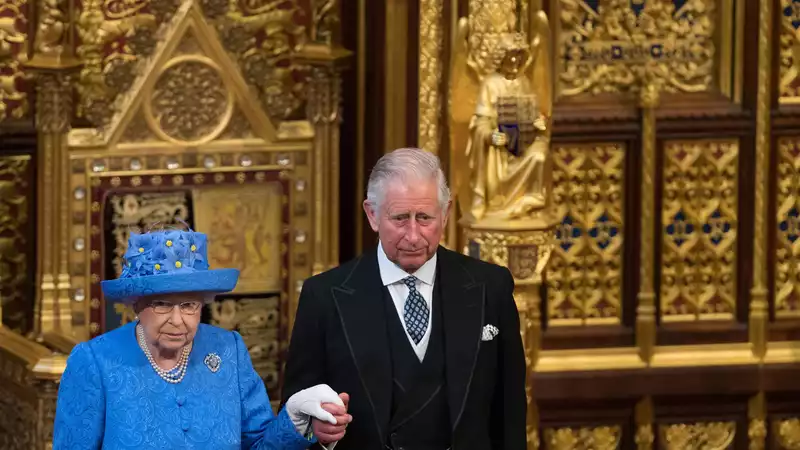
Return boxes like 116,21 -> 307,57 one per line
313,393 -> 352,445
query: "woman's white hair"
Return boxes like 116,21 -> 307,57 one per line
365,147 -> 451,213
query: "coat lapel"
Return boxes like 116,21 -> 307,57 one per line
331,249 -> 392,444
438,247 -> 485,432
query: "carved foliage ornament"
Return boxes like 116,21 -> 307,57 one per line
543,426 -> 621,450
76,0 -> 177,126
780,0 -> 800,101
659,422 -> 735,450
147,58 -> 233,143
557,0 -> 716,97
0,0 -> 29,122
0,157 -> 30,333
209,0 -> 311,122
548,143 -> 624,325
661,140 -> 738,321
775,137 -> 800,317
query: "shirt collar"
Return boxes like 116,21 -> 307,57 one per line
377,242 -> 437,287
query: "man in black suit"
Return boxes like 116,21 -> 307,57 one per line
282,148 -> 526,450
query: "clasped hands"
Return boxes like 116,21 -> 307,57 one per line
285,384 -> 352,445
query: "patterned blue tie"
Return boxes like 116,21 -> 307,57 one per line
402,276 -> 429,344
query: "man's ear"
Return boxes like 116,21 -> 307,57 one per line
442,200 -> 453,228
363,200 -> 380,232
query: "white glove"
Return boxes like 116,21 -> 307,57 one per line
285,384 -> 344,434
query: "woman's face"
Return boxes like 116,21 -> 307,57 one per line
135,293 -> 206,354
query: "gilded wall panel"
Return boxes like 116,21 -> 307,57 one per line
0,0 -> 30,122
543,425 -> 621,450
547,143 -> 624,326
556,0 -> 732,98
193,183 -> 284,294
780,0 -> 800,102
775,137 -> 800,317
658,422 -> 735,450
661,139 -> 738,322
0,156 -> 31,333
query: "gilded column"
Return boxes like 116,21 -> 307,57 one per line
636,78 -> 660,364
25,0 -> 81,335
418,0 -> 443,155
749,0 -> 772,360
307,64 -> 344,273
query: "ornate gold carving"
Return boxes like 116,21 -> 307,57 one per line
774,137 -> 800,317
749,419 -> 766,450
464,229 -> 554,280
75,0 -> 161,125
557,0 -> 716,97
780,0 -> 800,101
0,0 -> 29,122
210,295 -> 281,391
193,183 -> 284,294
33,72 -> 73,133
547,143 -> 624,325
661,139 -> 738,321
0,382 -> 37,449
144,56 -> 234,144
543,426 -> 621,450
0,156 -> 30,333
418,0 -> 442,154
776,418 -> 800,449
33,0 -> 67,57
450,3 -> 553,224
218,106 -> 256,140
311,0 -> 339,45
212,1 -> 310,122
660,422 -> 735,450
119,111 -> 157,143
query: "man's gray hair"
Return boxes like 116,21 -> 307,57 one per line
365,148 -> 451,213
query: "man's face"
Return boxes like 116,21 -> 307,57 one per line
364,177 -> 450,272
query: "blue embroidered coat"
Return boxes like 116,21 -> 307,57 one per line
53,322 -> 313,450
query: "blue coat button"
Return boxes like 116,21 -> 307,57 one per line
176,395 -> 185,406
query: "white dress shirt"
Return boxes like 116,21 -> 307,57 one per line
377,242 -> 437,362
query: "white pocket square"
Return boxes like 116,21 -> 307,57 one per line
481,324 -> 499,341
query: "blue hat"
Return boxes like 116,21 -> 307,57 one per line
101,229 -> 239,303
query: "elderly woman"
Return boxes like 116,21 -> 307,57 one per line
53,229 -> 350,449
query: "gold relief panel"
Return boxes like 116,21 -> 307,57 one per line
659,422 -> 735,450
555,0 -> 738,98
0,156 -> 31,333
547,143 -> 624,326
776,137 -> 800,317
543,425 -> 621,450
193,183 -> 284,294
661,139 -> 738,322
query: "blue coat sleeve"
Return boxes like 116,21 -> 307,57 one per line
53,342 -> 106,450
235,331 -> 315,450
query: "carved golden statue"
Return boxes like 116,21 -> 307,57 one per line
450,6 -> 553,226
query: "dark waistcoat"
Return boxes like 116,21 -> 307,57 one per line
382,281 -> 451,450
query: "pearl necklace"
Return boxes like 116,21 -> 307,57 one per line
136,323 -> 191,384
